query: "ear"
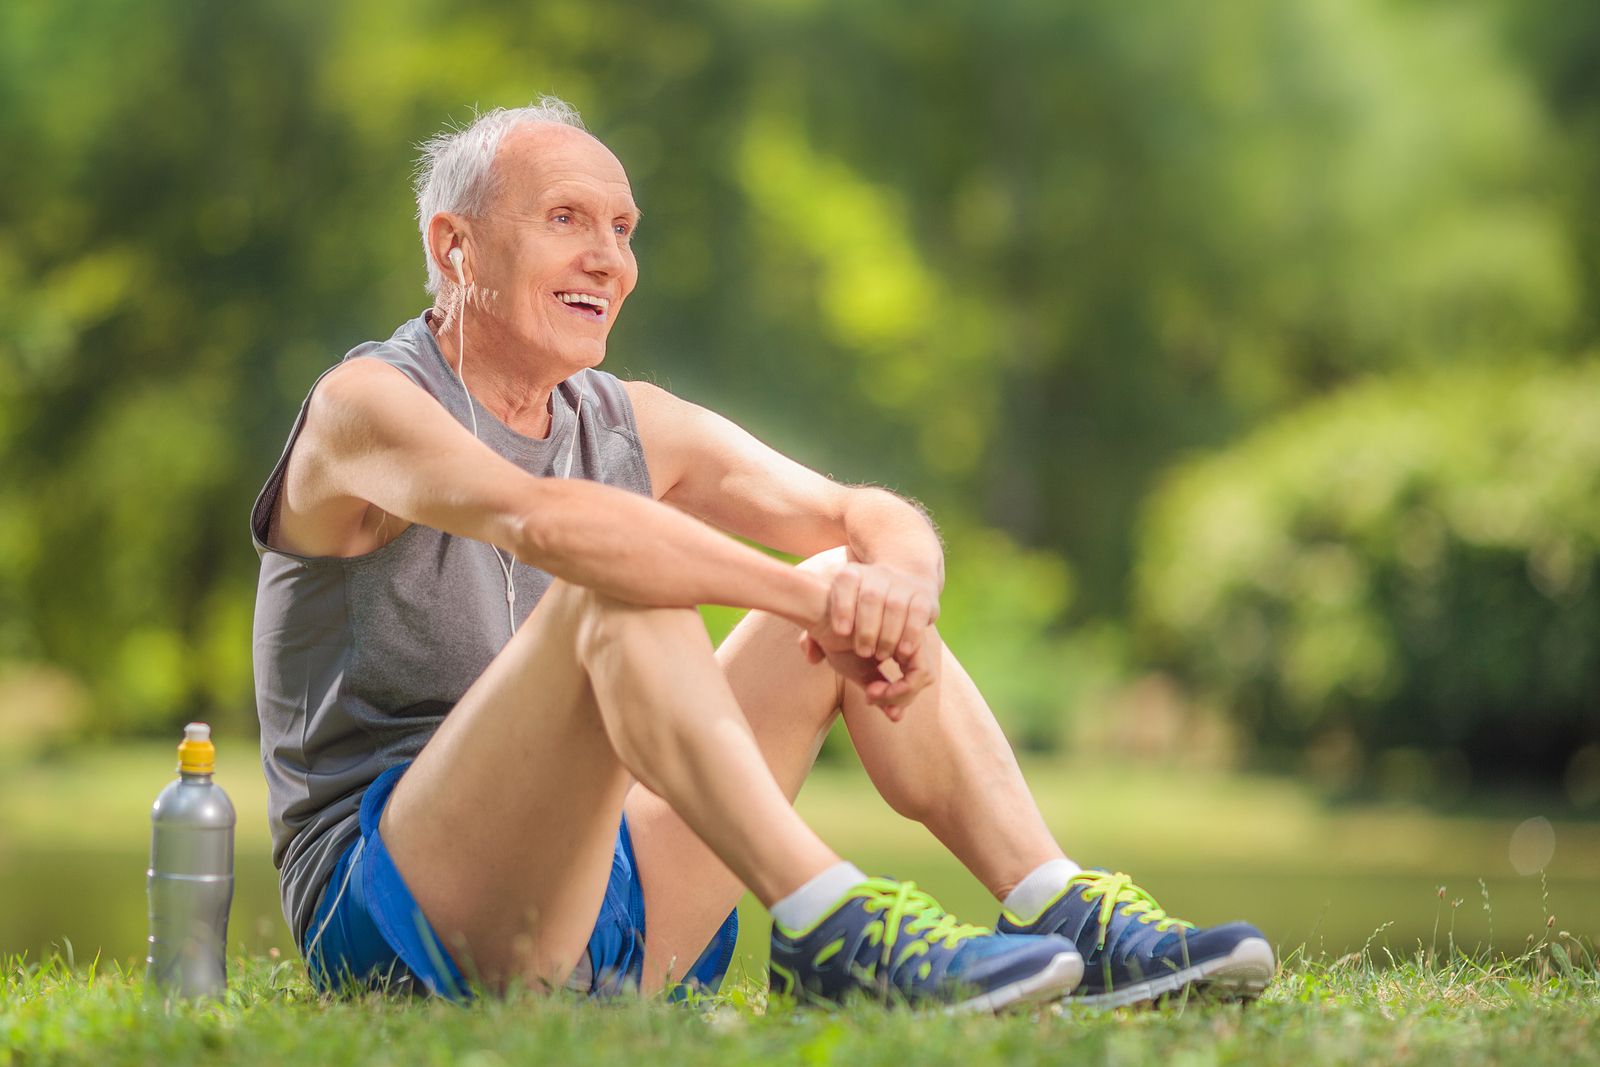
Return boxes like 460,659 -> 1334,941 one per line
426,213 -> 470,284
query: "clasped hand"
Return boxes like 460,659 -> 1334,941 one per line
799,563 -> 941,720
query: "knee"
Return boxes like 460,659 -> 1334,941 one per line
796,545 -> 851,580
557,582 -> 707,667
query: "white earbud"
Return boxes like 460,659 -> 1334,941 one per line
448,246 -> 465,284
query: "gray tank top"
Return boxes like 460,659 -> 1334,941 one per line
250,313 -> 652,946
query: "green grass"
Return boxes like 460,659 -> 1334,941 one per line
3,743 -> 1600,975
5,743 -> 1600,1064
4,941 -> 1598,1067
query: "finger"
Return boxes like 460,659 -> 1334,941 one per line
876,588 -> 910,661
893,669 -> 929,703
870,682 -> 913,715
854,572 -> 887,658
869,659 -> 921,709
887,663 -> 927,701
894,645 -> 934,698
831,566 -> 861,637
882,681 -> 917,707
799,632 -> 825,664
898,593 -> 933,658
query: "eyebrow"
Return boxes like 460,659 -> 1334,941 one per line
536,183 -> 641,221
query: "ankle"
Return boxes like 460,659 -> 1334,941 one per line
1001,857 -> 1082,925
770,861 -> 868,934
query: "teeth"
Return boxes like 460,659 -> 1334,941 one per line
556,292 -> 609,312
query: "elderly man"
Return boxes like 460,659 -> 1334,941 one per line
251,98 -> 1274,1009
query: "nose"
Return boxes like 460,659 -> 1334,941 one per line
580,222 -> 629,277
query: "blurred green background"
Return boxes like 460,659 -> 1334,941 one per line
1,0 -> 1597,968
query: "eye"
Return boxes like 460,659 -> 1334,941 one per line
552,212 -> 573,225
613,221 -> 632,238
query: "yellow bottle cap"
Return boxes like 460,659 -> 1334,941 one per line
178,722 -> 216,775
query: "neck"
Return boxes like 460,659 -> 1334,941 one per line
430,302 -> 563,439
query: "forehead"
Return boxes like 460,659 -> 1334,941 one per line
491,123 -> 635,211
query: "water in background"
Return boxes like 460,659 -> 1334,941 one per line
1,748 -> 1594,981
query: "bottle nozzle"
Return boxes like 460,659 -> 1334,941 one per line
178,722 -> 216,775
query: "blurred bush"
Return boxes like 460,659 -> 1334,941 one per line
1135,361 -> 1600,784
935,524 -> 1111,752
0,0 -> 1588,742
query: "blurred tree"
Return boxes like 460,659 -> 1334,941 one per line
1494,0 -> 1600,347
0,0 -> 1583,740
1135,361 -> 1600,784
732,0 -> 1574,610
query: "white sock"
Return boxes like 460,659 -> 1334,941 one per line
1003,857 -> 1082,925
770,861 -> 868,933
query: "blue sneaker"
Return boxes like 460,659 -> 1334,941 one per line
997,870 -> 1275,1008
770,877 -> 1083,1012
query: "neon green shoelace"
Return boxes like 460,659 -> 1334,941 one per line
858,877 -> 989,957
1068,871 -> 1195,950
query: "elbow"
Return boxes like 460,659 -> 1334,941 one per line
506,479 -> 607,569
504,480 -> 570,565
506,507 -> 545,565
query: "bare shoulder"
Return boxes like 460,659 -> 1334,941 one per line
622,379 -> 728,435
305,357 -> 421,437
273,358 -> 427,557
622,380 -> 678,490
620,378 -> 682,432
620,379 -> 709,501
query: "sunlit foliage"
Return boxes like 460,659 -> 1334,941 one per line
1137,361 -> 1600,783
0,0 -> 1589,751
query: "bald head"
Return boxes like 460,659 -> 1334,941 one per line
414,98 -> 603,297
419,101 -> 640,377
486,122 -> 632,219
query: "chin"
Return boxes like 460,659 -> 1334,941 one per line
574,338 -> 608,370
516,327 -> 608,375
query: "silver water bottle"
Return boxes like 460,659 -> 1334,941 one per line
146,722 -> 235,999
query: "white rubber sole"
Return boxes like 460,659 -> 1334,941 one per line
949,950 -> 1086,1015
1064,937 -> 1276,1011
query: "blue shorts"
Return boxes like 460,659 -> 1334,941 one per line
301,762 -> 739,1000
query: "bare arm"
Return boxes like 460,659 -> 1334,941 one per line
291,359 -> 828,627
626,381 -> 946,709
626,380 -> 944,586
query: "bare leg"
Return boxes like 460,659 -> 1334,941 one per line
624,585 -> 845,991
838,635 -> 1065,901
628,551 -> 1064,991
379,579 -> 837,992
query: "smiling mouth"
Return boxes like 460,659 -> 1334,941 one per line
553,291 -> 610,320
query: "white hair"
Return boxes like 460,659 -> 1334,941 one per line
414,96 -> 587,297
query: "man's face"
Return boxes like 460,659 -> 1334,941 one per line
468,124 -> 640,372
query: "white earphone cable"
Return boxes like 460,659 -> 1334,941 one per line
450,267 -> 520,637
449,258 -> 587,639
